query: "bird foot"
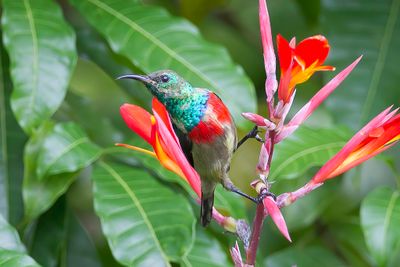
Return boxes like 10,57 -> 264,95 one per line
257,189 -> 276,203
248,126 -> 264,143
235,126 -> 264,152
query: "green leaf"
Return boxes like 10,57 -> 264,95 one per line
360,187 -> 400,267
65,214 -> 101,267
322,0 -> 400,128
282,184 -> 332,231
92,161 -> 195,266
181,226 -> 230,267
23,122 -> 101,221
0,35 -> 26,225
30,199 -> 67,267
0,214 -> 41,267
71,21 -> 150,107
0,250 -> 41,267
68,0 -> 256,128
340,158 -> 397,207
329,220 -> 375,267
265,246 -> 346,267
294,0 -> 320,26
0,215 -> 25,253
114,147 -> 248,219
36,122 -> 102,180
29,198 -> 101,267
270,126 -> 350,180
1,0 -> 77,134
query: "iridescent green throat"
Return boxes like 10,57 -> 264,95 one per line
144,76 -> 209,131
163,91 -> 209,132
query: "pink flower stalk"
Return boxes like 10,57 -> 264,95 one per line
256,138 -> 272,176
276,56 -> 363,142
259,0 -> 277,103
309,106 -> 400,184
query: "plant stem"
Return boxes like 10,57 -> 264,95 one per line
246,203 -> 265,265
245,131 -> 276,265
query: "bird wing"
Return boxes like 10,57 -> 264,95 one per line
172,122 -> 194,167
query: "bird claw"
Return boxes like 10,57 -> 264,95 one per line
257,189 -> 276,203
254,134 -> 264,143
249,126 -> 264,143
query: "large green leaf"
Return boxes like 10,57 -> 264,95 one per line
29,199 -> 67,267
329,220 -> 375,267
71,22 -> 150,107
0,215 -> 25,253
360,187 -> 400,267
92,161 -> 195,266
0,35 -> 26,225
68,0 -> 256,128
113,147 -> 248,219
36,122 -> 102,180
29,199 -> 101,267
181,226 -> 230,267
23,122 -> 101,221
1,0 -> 77,134
265,246 -> 346,267
65,214 -> 102,267
322,0 -> 400,127
0,250 -> 41,267
0,215 -> 41,267
270,126 -> 350,180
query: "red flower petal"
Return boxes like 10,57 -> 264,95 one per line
311,106 -> 397,184
120,104 -> 153,144
275,56 -> 362,142
295,35 -> 330,67
277,34 -> 293,74
151,98 -> 181,147
153,112 -> 202,197
263,197 -> 292,242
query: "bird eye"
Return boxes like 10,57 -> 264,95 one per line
161,75 -> 169,83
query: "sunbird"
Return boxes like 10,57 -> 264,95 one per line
118,70 -> 262,226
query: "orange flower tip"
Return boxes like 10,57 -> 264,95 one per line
115,143 -> 136,150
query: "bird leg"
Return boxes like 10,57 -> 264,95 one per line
223,180 -> 259,204
235,126 -> 264,152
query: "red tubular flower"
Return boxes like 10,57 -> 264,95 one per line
118,98 -> 201,197
310,107 -> 400,184
277,34 -> 335,103
275,56 -> 362,143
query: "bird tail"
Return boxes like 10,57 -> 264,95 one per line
200,192 -> 214,227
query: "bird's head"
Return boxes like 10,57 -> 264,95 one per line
117,70 -> 193,103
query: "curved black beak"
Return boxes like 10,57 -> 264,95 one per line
116,74 -> 155,86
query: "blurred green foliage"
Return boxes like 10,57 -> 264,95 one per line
0,0 -> 399,266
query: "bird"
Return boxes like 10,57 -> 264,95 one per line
118,70 -> 261,226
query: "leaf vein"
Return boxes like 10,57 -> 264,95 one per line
99,162 -> 171,266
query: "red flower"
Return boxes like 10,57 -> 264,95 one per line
277,34 -> 335,103
311,107 -> 400,184
118,98 -> 201,197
